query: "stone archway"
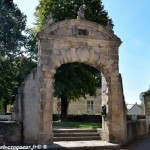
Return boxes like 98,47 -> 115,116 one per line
12,19 -> 127,144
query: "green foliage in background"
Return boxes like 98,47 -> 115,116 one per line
35,0 -> 111,31
0,0 -> 36,113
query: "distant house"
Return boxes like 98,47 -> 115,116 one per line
127,103 -> 144,116
53,88 -> 102,115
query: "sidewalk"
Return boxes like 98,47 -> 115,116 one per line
47,140 -> 119,150
48,134 -> 150,150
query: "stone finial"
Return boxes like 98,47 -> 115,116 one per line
77,5 -> 86,19
46,12 -> 54,26
106,19 -> 114,31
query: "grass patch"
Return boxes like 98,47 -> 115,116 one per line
53,121 -> 102,129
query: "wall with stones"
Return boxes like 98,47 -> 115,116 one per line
127,119 -> 150,143
0,121 -> 22,144
12,67 -> 45,144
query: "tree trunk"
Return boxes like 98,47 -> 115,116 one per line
60,96 -> 69,121
3,99 -> 8,114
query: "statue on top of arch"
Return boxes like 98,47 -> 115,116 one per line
77,4 -> 86,19
106,19 -> 114,31
46,12 -> 54,26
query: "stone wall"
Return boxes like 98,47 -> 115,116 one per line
0,121 -> 22,144
127,119 -> 150,143
11,67 -> 48,144
0,115 -> 11,121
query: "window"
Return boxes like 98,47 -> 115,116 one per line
87,100 -> 94,113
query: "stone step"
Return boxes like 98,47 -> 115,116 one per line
53,128 -> 97,133
53,129 -> 101,141
53,136 -> 101,141
54,132 -> 99,137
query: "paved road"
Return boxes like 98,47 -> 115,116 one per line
123,134 -> 150,150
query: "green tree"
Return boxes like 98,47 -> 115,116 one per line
0,0 -> 26,58
24,29 -> 38,61
0,57 -> 17,113
35,0 -> 110,31
0,0 -> 37,113
14,56 -> 37,91
54,62 -> 101,120
0,56 -> 36,113
143,90 -> 150,109
34,0 -> 110,120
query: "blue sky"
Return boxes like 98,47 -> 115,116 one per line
14,0 -> 150,104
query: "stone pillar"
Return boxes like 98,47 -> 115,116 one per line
101,73 -> 127,144
38,77 -> 54,144
110,73 -> 127,144
101,74 -> 110,141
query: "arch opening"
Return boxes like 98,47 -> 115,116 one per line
52,62 -> 102,121
52,62 -> 107,141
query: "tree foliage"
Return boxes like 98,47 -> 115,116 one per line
143,90 -> 150,109
24,29 -> 38,61
54,62 -> 101,100
0,57 -> 17,110
0,0 -> 26,58
35,0 -> 110,31
0,56 -> 36,113
0,0 -> 36,113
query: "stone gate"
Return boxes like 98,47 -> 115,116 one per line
12,19 -> 127,144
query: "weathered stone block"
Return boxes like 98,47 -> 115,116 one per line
0,121 -> 22,144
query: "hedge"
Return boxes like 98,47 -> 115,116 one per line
53,114 -> 102,123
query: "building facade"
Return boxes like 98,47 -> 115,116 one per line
53,88 -> 101,115
127,103 -> 144,116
